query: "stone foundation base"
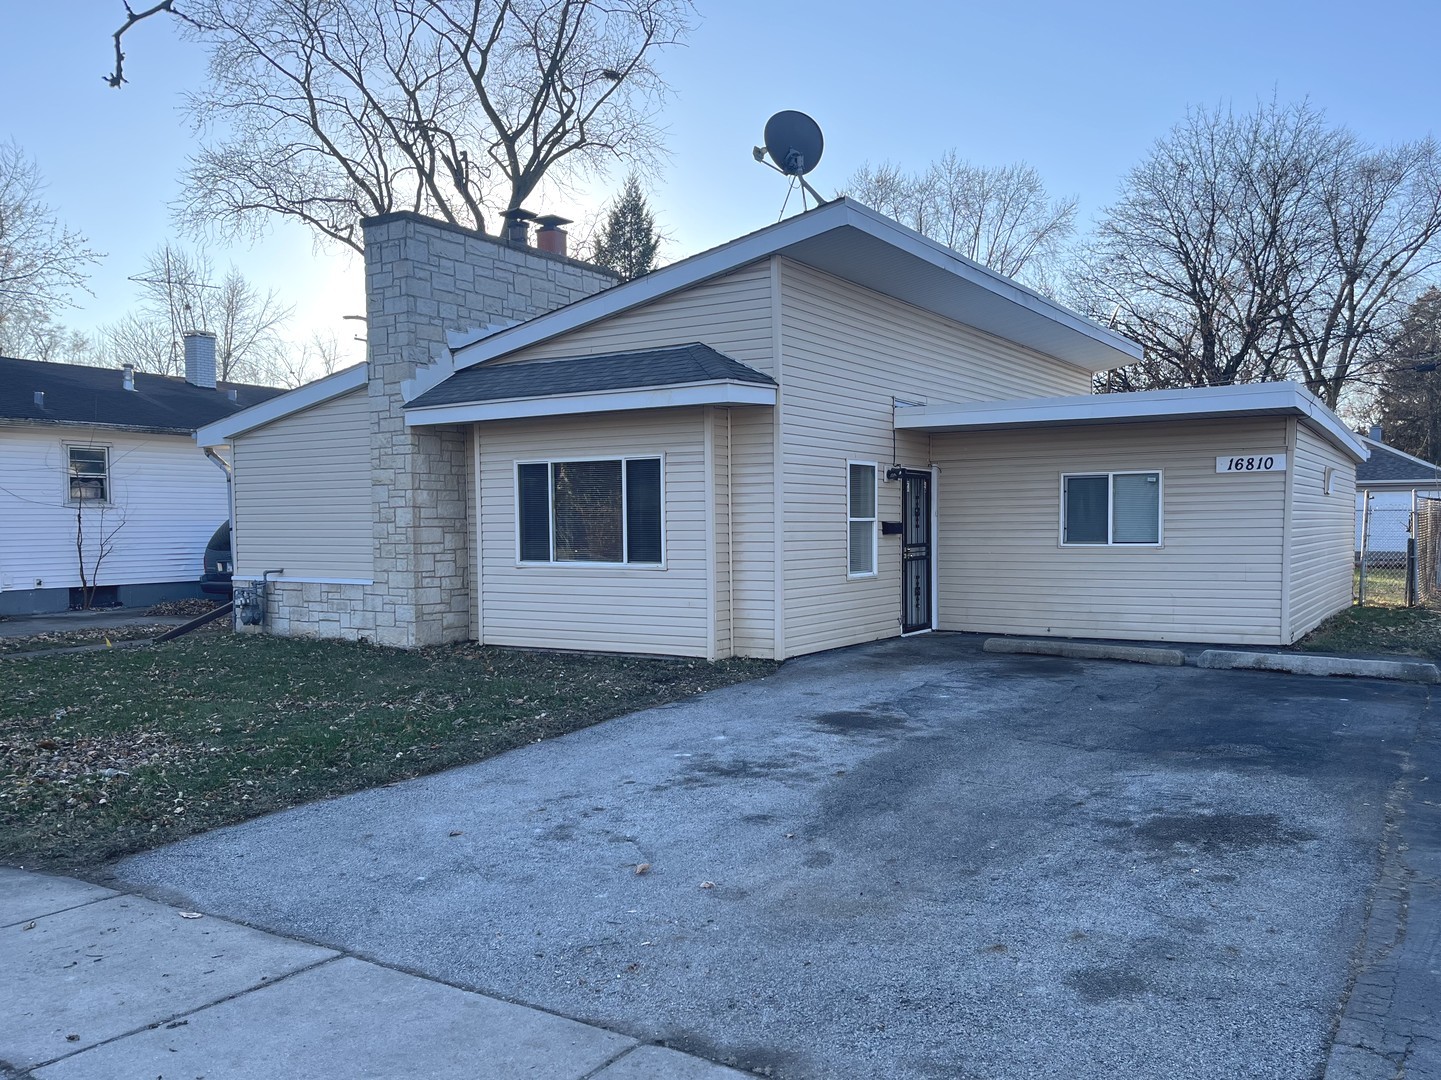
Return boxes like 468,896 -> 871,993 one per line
238,579 -> 470,649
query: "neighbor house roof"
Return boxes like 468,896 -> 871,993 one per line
404,343 -> 777,427
448,198 -> 1143,375
894,382 -> 1370,462
0,356 -> 286,435
1356,436 -> 1441,486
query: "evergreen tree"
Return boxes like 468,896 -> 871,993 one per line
593,174 -> 661,281
1375,289 -> 1441,461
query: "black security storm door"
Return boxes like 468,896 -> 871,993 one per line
900,470 -> 932,634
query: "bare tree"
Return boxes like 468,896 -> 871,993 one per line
843,153 -> 1077,287
74,502 -> 126,610
1075,101 -> 1441,408
115,244 -> 293,381
113,1 -> 690,251
0,141 -> 100,353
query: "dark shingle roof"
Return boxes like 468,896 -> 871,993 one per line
0,356 -> 288,433
1357,438 -> 1441,484
406,342 -> 775,410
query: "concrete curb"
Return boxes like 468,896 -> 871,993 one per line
982,638 -> 1186,666
1196,650 -> 1441,684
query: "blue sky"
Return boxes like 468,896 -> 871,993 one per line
4,0 -> 1438,370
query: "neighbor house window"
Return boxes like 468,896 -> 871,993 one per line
848,461 -> 877,576
67,446 -> 109,503
1062,471 -> 1161,545
517,457 -> 663,564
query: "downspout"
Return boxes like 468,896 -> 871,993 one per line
204,447 -> 236,577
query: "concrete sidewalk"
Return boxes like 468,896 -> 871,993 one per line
0,868 -> 747,1079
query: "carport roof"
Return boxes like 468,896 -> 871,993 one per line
895,382 -> 1369,462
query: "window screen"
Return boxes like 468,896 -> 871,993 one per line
625,458 -> 663,563
517,463 -> 551,561
1112,473 -> 1160,544
1064,475 -> 1109,544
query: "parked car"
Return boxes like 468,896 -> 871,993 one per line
200,522 -> 233,595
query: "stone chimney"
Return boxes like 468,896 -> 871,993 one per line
355,211 -> 619,647
184,332 -> 218,389
122,363 -> 136,391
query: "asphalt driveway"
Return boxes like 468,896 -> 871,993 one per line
111,635 -> 1435,1079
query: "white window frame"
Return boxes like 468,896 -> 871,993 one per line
64,443 -> 111,506
514,454 -> 666,569
847,459 -> 879,578
1059,470 -> 1164,547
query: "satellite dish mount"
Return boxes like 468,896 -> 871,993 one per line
753,110 -> 829,214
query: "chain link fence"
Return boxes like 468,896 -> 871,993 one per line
1413,496 -> 1441,606
1356,493 -> 1413,605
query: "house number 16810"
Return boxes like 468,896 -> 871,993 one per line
1215,454 -> 1287,473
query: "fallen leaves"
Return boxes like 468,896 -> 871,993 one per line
634,862 -> 651,875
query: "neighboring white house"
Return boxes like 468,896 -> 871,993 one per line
0,341 -> 285,615
1354,432 -> 1441,554
197,200 -> 1366,656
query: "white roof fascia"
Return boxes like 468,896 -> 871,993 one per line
451,200 -> 1140,372
1359,436 -> 1441,472
404,380 -> 777,428
1358,479 -> 1441,489
194,364 -> 367,447
895,382 -> 1369,462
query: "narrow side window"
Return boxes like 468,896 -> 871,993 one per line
848,462 -> 877,576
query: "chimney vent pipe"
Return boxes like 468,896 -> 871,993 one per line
501,207 -> 537,247
33,390 -> 44,408
122,363 -> 135,391
535,214 -> 572,257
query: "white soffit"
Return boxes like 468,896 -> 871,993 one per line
404,380 -> 777,427
896,382 -> 1370,462
194,364 -> 367,447
452,200 -> 1141,374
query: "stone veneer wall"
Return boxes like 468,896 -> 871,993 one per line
262,212 -> 617,646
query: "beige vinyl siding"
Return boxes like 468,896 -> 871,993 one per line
493,262 -> 777,375
1288,421 -> 1356,641
931,418 -> 1291,645
728,402 -> 777,657
231,389 -> 373,581
476,408 -> 711,657
777,259 -> 1094,656
0,421 -> 228,592
711,409 -> 732,659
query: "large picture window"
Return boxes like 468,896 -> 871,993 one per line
1062,471 -> 1161,545
517,457 -> 663,565
67,446 -> 109,503
848,461 -> 877,576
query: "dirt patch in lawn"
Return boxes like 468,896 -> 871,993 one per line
0,634 -> 774,871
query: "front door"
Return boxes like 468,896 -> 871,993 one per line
900,470 -> 932,633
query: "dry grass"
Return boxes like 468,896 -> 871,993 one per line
1,634 -> 773,871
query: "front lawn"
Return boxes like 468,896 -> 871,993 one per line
1,635 -> 773,871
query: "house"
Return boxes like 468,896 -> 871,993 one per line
1354,430 -> 1441,554
0,339 -> 285,614
196,200 -> 1366,657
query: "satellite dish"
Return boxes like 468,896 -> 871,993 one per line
753,111 -> 830,213
764,111 -> 824,177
